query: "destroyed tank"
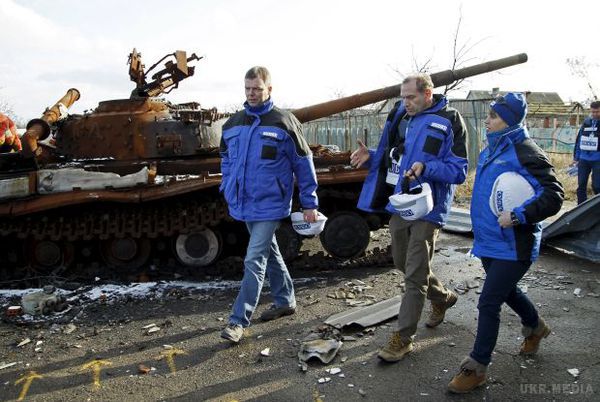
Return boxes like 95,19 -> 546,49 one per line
0,50 -> 527,284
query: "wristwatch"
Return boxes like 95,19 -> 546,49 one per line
510,212 -> 520,226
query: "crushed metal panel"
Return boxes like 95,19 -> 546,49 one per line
542,195 -> 600,263
442,207 -> 473,234
324,295 -> 402,329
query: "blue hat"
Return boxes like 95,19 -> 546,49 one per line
491,92 -> 527,126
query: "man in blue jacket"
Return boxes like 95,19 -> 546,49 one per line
219,66 -> 319,343
350,74 -> 468,361
573,100 -> 600,204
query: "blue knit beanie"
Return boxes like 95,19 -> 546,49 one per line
491,92 -> 527,126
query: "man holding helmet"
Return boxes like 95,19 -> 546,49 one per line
219,66 -> 319,343
447,92 -> 564,393
351,74 -> 468,362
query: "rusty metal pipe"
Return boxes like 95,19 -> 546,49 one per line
292,53 -> 528,123
22,88 -> 80,157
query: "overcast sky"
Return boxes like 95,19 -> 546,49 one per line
1,0 -> 598,121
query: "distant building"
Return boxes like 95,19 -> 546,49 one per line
466,89 -> 588,128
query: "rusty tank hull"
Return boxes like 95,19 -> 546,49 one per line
0,51 -> 527,285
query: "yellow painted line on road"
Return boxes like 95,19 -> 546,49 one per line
80,359 -> 112,390
15,370 -> 43,401
157,348 -> 187,373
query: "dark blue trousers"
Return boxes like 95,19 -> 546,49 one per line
470,257 -> 539,366
577,159 -> 600,204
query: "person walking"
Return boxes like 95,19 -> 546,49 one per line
351,74 -> 468,362
448,92 -> 564,393
219,66 -> 319,343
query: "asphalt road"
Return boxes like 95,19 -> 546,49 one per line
0,231 -> 598,401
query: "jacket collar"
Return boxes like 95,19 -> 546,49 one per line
244,98 -> 274,116
486,124 -> 528,150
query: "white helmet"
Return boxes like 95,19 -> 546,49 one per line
489,171 -> 535,216
291,211 -> 328,236
388,182 -> 434,220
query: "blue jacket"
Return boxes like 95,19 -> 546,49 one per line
471,125 -> 564,261
220,99 -> 318,222
574,117 -> 600,162
357,95 -> 468,226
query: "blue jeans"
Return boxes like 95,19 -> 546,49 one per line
229,220 -> 296,327
470,257 -> 539,366
577,159 -> 600,204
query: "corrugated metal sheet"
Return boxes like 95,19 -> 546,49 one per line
542,195 -> 600,263
442,207 -> 473,234
324,295 -> 402,329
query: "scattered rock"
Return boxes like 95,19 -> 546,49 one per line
17,338 -> 31,348
567,368 -> 580,378
260,348 -> 270,357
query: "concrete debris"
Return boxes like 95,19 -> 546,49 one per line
0,362 -> 18,370
138,364 -> 151,374
260,348 -> 270,357
348,384 -> 355,387
6,306 -> 22,317
298,339 -> 343,364
326,367 -> 341,375
17,338 -> 31,348
562,307 -> 570,312
346,300 -> 374,307
318,377 -> 331,384
358,388 -> 367,396
567,368 -> 580,378
142,323 -> 157,329
573,288 -> 582,297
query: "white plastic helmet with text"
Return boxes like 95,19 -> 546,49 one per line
489,171 -> 535,216
291,211 -> 328,236
388,181 -> 434,221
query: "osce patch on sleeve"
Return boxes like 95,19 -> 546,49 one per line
430,122 -> 447,131
262,131 -> 280,139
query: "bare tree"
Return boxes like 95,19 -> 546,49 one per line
566,57 -> 598,103
388,7 -> 487,96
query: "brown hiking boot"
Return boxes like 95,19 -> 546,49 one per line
377,331 -> 414,362
426,291 -> 458,328
447,357 -> 487,394
520,317 -> 551,355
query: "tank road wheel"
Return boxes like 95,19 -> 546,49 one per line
27,240 -> 74,271
174,228 -> 222,267
320,212 -> 370,259
101,237 -> 151,270
275,222 -> 302,262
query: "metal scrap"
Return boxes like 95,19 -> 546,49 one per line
324,295 -> 402,329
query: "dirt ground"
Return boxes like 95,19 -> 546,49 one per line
0,228 -> 598,402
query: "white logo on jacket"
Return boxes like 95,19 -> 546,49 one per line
262,132 -> 279,139
430,122 -> 447,131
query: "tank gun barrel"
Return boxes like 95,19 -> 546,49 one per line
22,88 -> 81,157
291,53 -> 528,123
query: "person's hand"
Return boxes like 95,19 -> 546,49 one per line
404,161 -> 425,179
350,140 -> 369,168
498,211 -> 514,228
303,209 -> 318,223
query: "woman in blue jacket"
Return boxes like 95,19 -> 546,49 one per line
448,92 -> 564,393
